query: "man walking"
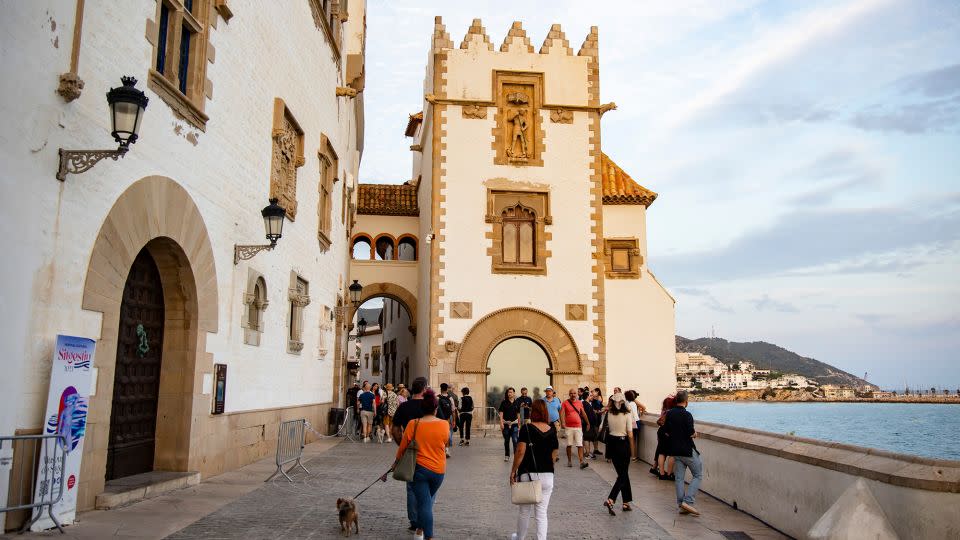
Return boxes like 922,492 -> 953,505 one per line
560,388 -> 590,469
542,386 -> 562,431
516,387 -> 533,423
391,377 -> 427,532
664,390 -> 703,516
437,383 -> 456,457
357,382 -> 376,442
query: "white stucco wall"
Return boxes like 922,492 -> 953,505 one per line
602,205 -> 676,407
381,298 -> 415,386
353,329 -> 382,386
0,1 -> 361,428
435,43 -> 598,366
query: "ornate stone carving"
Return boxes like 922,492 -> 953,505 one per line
288,288 -> 311,307
444,341 -> 459,352
462,104 -> 487,119
599,102 -> 618,116
565,304 -> 587,321
336,86 -> 358,97
450,302 -> 472,319
550,108 -> 573,124
270,98 -> 304,220
493,72 -> 544,166
57,72 -> 85,102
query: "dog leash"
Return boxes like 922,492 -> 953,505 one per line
354,467 -> 392,499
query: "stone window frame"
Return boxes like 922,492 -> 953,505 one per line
307,0 -> 345,61
287,272 -> 311,354
317,134 -> 339,250
603,238 -> 643,279
270,98 -> 305,220
485,189 -> 552,275
318,305 -> 331,358
241,270 -> 269,346
371,345 -> 381,375
146,0 -> 214,130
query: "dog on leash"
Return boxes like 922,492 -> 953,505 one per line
337,497 -> 359,536
374,425 -> 385,444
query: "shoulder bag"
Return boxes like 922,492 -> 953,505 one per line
511,424 -> 543,505
392,419 -> 420,482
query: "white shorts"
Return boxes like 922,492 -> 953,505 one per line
565,426 -> 583,447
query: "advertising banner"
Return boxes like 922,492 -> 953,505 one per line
30,335 -> 95,531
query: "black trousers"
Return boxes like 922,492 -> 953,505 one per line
458,412 -> 472,440
607,436 -> 632,503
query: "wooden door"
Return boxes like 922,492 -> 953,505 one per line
106,249 -> 165,481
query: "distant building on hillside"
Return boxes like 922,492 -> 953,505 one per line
822,385 -> 856,400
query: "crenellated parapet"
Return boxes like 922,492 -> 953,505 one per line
460,18 -> 493,51
499,21 -> 535,53
431,15 -> 454,52
539,23 -> 573,55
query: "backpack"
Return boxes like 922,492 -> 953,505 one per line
437,394 -> 453,420
460,395 -> 474,413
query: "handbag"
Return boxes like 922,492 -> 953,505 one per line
511,423 -> 543,505
392,419 -> 420,482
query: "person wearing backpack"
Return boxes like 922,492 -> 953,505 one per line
458,387 -> 474,446
437,383 -> 456,457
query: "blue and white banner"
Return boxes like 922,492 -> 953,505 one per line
31,335 -> 95,531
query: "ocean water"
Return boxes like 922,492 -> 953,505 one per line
687,401 -> 960,461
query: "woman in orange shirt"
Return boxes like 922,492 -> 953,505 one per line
396,389 -> 448,540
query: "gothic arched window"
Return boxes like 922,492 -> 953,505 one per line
501,204 -> 536,266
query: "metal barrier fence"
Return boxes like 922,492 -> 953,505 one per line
265,419 -> 310,483
0,433 -> 67,534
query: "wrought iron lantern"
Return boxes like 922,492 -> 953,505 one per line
357,317 -> 367,338
234,198 -> 287,264
107,76 -> 149,147
348,280 -> 363,306
57,77 -> 148,181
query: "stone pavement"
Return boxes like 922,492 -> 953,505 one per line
8,435 -> 787,539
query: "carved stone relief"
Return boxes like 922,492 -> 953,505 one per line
270,98 -> 304,220
493,72 -> 544,167
444,340 -> 459,353
450,302 -> 473,319
550,108 -> 573,124
565,304 -> 587,321
462,104 -> 487,119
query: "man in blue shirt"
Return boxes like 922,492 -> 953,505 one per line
542,386 -> 562,429
357,382 -> 376,443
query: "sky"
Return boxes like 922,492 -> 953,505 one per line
358,0 -> 960,390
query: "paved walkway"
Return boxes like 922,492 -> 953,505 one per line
9,435 -> 786,539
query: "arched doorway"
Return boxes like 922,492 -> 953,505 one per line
106,248 -> 165,480
486,337 -> 550,418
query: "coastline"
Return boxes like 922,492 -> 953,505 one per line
690,388 -> 960,404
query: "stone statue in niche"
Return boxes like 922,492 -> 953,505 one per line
270,110 -> 303,219
506,92 -> 530,160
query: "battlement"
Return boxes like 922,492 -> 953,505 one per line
433,17 -> 597,58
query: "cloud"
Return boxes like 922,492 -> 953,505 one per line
655,201 -> 960,285
787,148 -> 886,205
897,63 -> 960,98
662,0 -> 897,131
751,294 -> 799,313
852,97 -> 960,134
675,287 -> 735,312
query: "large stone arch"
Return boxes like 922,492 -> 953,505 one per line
456,307 -> 581,375
349,282 -> 418,335
79,176 -> 218,509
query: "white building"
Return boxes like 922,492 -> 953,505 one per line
0,0 -> 365,514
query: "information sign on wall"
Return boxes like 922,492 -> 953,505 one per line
213,363 -> 227,414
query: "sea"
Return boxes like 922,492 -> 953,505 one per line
687,401 -> 960,461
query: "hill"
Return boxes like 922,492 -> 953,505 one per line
675,336 -> 870,388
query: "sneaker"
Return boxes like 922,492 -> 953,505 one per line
504,455 -> 510,462
414,529 -> 425,540
458,440 -> 464,446
363,437 -> 370,443
465,440 -> 470,446
445,449 -> 451,458
679,502 -> 700,516
580,462 -> 589,469
511,534 -> 519,540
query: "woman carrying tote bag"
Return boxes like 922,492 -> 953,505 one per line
509,400 -> 559,540
394,389 -> 448,540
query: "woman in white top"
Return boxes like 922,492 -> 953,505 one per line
603,394 -> 635,514
624,390 -> 646,461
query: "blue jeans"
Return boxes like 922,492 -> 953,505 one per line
674,450 -> 703,506
502,423 -> 519,456
410,465 -> 444,537
406,481 -> 418,528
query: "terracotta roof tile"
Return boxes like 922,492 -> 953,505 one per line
357,183 -> 419,216
405,111 -> 423,137
601,152 -> 657,207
